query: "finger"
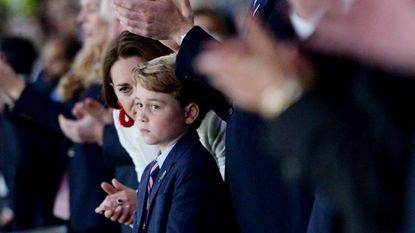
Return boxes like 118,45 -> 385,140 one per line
118,18 -> 146,37
101,182 -> 118,194
175,0 -> 193,20
84,98 -> 102,111
72,102 -> 86,119
112,179 -> 129,190
95,205 -> 104,214
110,206 -> 122,221
58,114 -> 77,139
104,209 -> 114,219
126,213 -> 135,225
112,0 -> 135,10
114,3 -> 145,22
84,98 -> 105,119
117,205 -> 131,223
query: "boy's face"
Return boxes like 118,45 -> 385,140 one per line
135,84 -> 188,151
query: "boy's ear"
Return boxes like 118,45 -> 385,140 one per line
184,103 -> 199,125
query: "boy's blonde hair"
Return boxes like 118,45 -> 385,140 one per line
133,53 -> 207,128
133,53 -> 182,101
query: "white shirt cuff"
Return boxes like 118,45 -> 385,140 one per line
289,10 -> 325,40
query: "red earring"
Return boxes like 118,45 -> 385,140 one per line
117,100 -> 134,128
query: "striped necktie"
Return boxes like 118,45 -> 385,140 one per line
147,161 -> 160,198
143,161 -> 160,231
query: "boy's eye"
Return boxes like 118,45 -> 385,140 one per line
150,104 -> 160,110
136,103 -> 143,109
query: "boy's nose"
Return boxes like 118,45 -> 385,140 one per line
137,109 -> 149,122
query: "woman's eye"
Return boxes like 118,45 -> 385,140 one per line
119,87 -> 131,93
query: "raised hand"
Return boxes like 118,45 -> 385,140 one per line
95,179 -> 137,224
58,113 -> 105,144
308,0 -> 415,73
111,0 -> 194,45
72,98 -> 113,124
58,98 -> 113,144
195,13 -> 311,115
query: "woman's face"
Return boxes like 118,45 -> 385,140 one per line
110,56 -> 145,119
77,0 -> 109,45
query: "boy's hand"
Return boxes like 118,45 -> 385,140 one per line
95,179 -> 137,224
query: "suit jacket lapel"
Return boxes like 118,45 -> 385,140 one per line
147,131 -> 199,208
136,166 -> 151,230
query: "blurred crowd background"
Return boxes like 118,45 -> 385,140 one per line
0,0 -> 235,49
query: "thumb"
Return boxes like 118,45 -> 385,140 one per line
175,0 -> 193,21
112,178 -> 129,190
58,114 -> 73,130
72,102 -> 86,119
101,181 -> 117,194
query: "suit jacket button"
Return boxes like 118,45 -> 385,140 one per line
228,107 -> 233,116
67,148 -> 75,157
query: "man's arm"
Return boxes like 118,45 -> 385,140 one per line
112,0 -> 232,120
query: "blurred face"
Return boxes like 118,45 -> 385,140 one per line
42,41 -> 71,81
135,84 -> 188,151
77,0 -> 109,45
111,56 -> 145,118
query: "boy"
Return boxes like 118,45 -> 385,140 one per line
132,54 -> 234,233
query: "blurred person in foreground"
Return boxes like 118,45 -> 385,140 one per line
112,0 -> 415,233
0,36 -> 68,233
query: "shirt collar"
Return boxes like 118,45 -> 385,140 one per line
156,143 -> 176,168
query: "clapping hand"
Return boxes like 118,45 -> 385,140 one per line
112,0 -> 194,46
95,179 -> 137,225
58,98 -> 113,144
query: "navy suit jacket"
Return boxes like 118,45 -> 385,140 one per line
11,84 -> 120,232
0,109 -> 64,232
0,80 -> 67,231
133,130 -> 236,233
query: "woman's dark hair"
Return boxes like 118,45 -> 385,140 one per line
102,31 -> 173,108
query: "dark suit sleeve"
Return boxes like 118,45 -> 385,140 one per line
11,84 -> 72,136
100,124 -> 139,188
165,158 -> 226,233
102,124 -> 134,164
176,26 -> 231,121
